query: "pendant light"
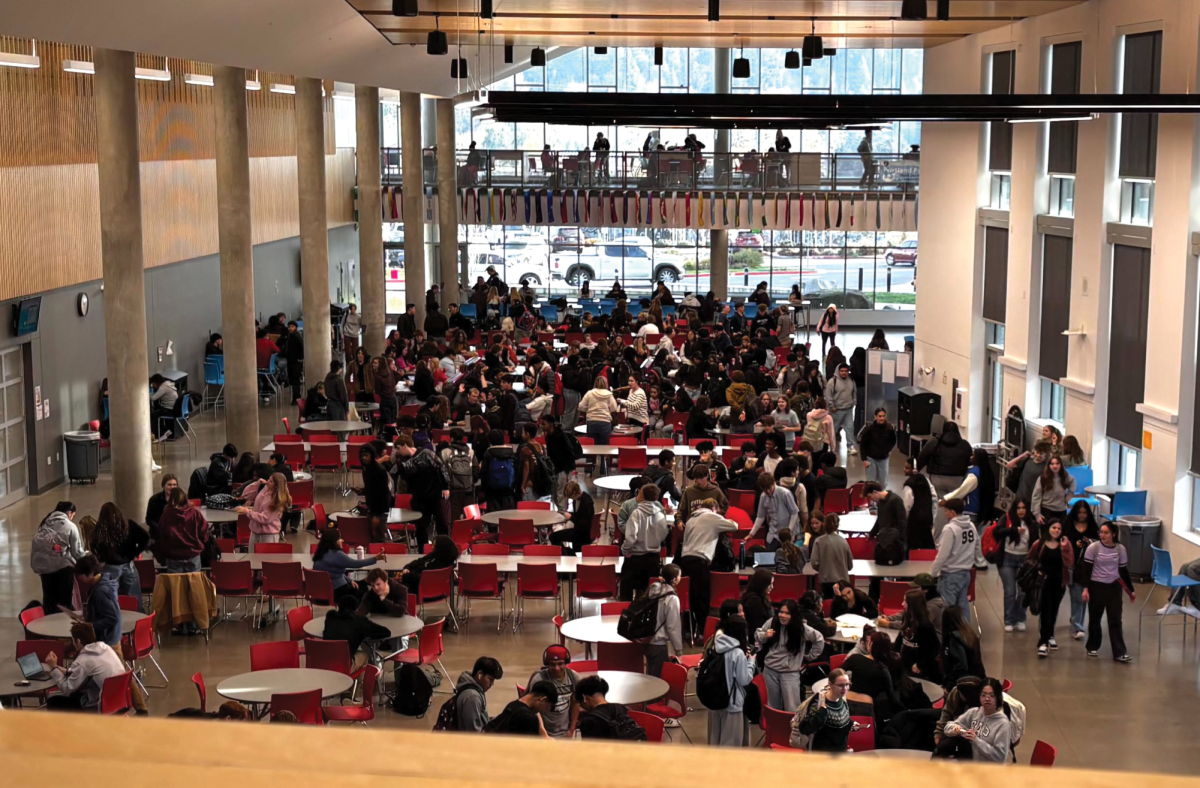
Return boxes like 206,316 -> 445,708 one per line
901,0 -> 928,21
784,50 -> 800,69
654,47 -> 663,66
531,47 -> 546,67
504,44 -> 513,64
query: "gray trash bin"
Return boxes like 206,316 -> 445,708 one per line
64,430 -> 101,484
1116,515 -> 1162,581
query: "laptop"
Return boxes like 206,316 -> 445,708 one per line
17,652 -> 51,681
752,552 -> 776,568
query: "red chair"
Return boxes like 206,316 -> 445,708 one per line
514,563 -> 560,629
370,542 -> 409,555
335,516 -> 372,548
1030,740 -> 1058,766
450,519 -> 483,552
524,544 -> 561,556
310,445 -> 344,485
308,433 -> 338,444
726,506 -> 753,531
100,671 -> 134,715
647,438 -> 673,447
577,563 -> 618,604
769,574 -> 807,605
473,543 -> 511,556
390,618 -> 450,685
323,664 -> 380,725
117,595 -> 140,612
499,518 -> 536,549
287,606 -> 314,656
848,537 -> 877,560
270,688 -> 324,724
627,710 -> 666,742
610,436 -> 639,447
135,558 -> 156,600
399,405 -> 421,419
123,612 -> 167,691
20,606 -> 45,637
458,562 -> 508,631
849,483 -> 869,510
516,501 -> 552,510
210,560 -> 255,621
909,549 -> 937,561
645,661 -> 692,742
822,598 -> 833,616
824,489 -> 852,515
278,443 -> 307,470
879,580 -> 908,616
288,477 -> 315,513
679,616 -> 720,669
253,542 -> 294,554
762,705 -> 796,748
16,639 -> 66,665
235,517 -> 251,549
304,638 -> 352,674
600,601 -> 630,615
709,572 -> 741,611
597,641 -> 644,673
1001,678 -> 1014,693
463,503 -> 482,520
251,640 -> 302,671
830,653 -> 848,672
274,433 -> 303,444
191,672 -> 207,712
968,566 -> 980,626
728,489 -> 756,513
258,562 -> 305,626
581,544 -> 619,557
303,569 -> 336,607
847,715 -> 875,752
617,448 -> 647,472
216,537 -> 236,554
394,493 -> 413,509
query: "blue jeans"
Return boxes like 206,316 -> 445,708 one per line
863,457 -> 888,486
586,421 -> 614,445
103,562 -> 142,612
1068,579 -> 1087,634
938,569 -> 971,623
999,552 -> 1027,625
165,556 -> 202,574
831,409 -> 855,448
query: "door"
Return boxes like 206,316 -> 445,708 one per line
986,349 -> 1003,443
0,348 -> 28,509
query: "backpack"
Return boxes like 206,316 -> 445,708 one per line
801,418 -> 825,448
517,310 -> 537,332
616,593 -> 664,643
695,648 -> 732,710
432,686 -> 479,731
764,348 -> 778,372
445,445 -> 474,492
391,663 -> 434,717
788,694 -> 821,750
483,453 -> 516,492
981,518 -> 1004,565
564,432 -> 584,460
530,448 -> 556,496
187,467 -> 208,500
603,710 -> 649,741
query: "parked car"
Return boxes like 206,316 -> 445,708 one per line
550,238 -> 682,287
469,251 -> 550,288
884,239 -> 918,266
733,231 -> 762,248
803,278 -> 871,310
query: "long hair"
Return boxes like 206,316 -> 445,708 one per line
722,615 -> 749,650
777,528 -> 802,569
313,528 -> 342,562
1066,499 -> 1100,540
901,588 -> 931,634
1040,456 -> 1072,492
942,604 -> 979,652
744,568 -> 773,600
1006,498 -> 1034,542
1060,435 -> 1086,466
756,600 -> 805,669
92,502 -> 129,554
268,473 -> 292,512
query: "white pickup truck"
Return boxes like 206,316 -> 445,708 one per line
550,239 -> 683,287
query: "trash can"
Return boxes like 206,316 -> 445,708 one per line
1116,515 -> 1162,581
64,430 -> 101,484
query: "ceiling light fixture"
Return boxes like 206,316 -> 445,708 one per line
733,51 -> 750,79
1008,114 -> 1096,124
392,0 -> 418,17
246,70 -> 261,91
63,59 -> 95,75
269,82 -> 296,94
65,59 -> 171,81
901,0 -> 928,21
708,0 -> 720,22
802,35 -> 823,61
531,47 -> 546,67
824,48 -> 838,57
504,44 -> 514,63
428,15 -> 448,55
594,47 -> 608,55
784,51 -> 800,70
184,73 -> 213,86
0,39 -> 39,69
654,47 -> 663,66
451,57 -> 469,79
803,57 -> 812,68
936,0 -> 950,21
480,0 -> 493,19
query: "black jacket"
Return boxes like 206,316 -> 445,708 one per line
570,492 -> 595,547
397,313 -> 416,340
831,588 -> 878,619
857,421 -> 897,461
741,590 -> 774,634
544,427 -> 577,475
918,430 -> 972,477
361,461 -> 393,516
577,702 -> 643,740
323,609 -> 391,656
903,474 -> 936,550
941,630 -> 986,690
276,331 -> 304,364
870,491 -> 908,562
92,520 -> 149,566
205,454 -> 234,497
424,311 -> 449,337
145,492 -> 169,529
449,312 -> 474,334
643,465 -> 681,504
394,449 -> 451,503
356,578 -> 409,617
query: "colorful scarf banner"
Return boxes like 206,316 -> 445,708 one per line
546,189 -> 554,224
849,192 -> 855,227
698,192 -> 706,228
836,193 -> 843,228
761,192 -> 768,229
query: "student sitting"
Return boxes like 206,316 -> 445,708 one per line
45,621 -> 127,711
453,656 -> 504,732
311,527 -> 385,603
483,680 -> 559,736
830,578 -> 879,619
934,677 -> 1013,763
575,675 -> 648,740
322,594 -> 391,669
356,567 -> 409,617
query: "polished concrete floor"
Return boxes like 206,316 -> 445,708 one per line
1,397 -> 1198,774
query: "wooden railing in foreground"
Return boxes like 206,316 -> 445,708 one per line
0,714 -> 1187,787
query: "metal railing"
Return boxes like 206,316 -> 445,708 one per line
381,148 -> 919,194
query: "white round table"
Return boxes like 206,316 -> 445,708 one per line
593,474 -> 641,493
330,508 -> 422,524
291,471 -> 313,482
298,421 -> 372,433
838,512 -> 877,535
559,614 -> 629,644
481,509 -> 568,527
574,424 -> 642,436
26,611 -> 146,639
812,675 -> 942,703
0,660 -> 58,697
303,613 -> 424,640
585,670 -> 668,705
216,668 -> 354,705
1084,484 -> 1144,495
355,403 -> 380,413
199,507 -> 239,524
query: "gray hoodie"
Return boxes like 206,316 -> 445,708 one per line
31,511 -> 85,575
754,620 -> 825,673
621,500 -> 670,556
713,632 -> 756,713
932,514 -> 977,576
454,671 -> 490,732
824,374 -> 856,411
646,581 -> 683,655
945,707 -> 1013,763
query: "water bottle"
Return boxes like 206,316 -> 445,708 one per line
356,545 -> 365,560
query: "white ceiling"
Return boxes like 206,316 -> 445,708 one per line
0,0 -> 534,98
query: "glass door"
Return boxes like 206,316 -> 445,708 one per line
0,348 -> 27,509
986,349 -> 1003,443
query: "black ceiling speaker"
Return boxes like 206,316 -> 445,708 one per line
654,47 -> 663,66
450,57 -> 468,78
733,56 -> 750,79
803,57 -> 812,67
708,0 -> 720,22
784,50 -> 800,69
427,30 -> 448,55
802,34 -> 823,60
393,0 -> 418,17
936,0 -> 950,20
504,44 -> 514,63
901,0 -> 928,20
480,0 -> 493,19
594,47 -> 608,55
824,48 -> 837,57
530,47 -> 546,67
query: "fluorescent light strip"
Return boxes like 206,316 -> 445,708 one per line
186,73 -> 263,90
1008,114 -> 1096,124
63,59 -> 171,81
62,59 -> 95,74
0,52 -> 40,69
270,82 -> 295,94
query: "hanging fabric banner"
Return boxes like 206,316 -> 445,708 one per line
698,192 -> 706,228
810,193 -> 817,229
746,192 -> 753,227
784,193 -> 792,229
798,191 -> 805,228
646,191 -> 653,225
546,189 -> 554,224
684,192 -> 692,227
761,192 -> 769,229
849,192 -> 855,227
560,190 -> 568,223
721,192 -> 729,228
836,193 -> 843,228
583,190 -> 591,223
660,191 -> 668,225
634,191 -> 641,225
875,196 -> 882,230
461,189 -> 470,223
609,191 -> 619,223
888,192 -> 895,226
773,194 -> 780,228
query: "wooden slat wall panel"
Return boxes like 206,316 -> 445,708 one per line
325,148 -> 356,226
249,156 -> 299,247
140,159 -> 219,268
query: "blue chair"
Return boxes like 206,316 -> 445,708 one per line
1066,466 -> 1100,508
661,305 -> 677,316
1139,545 -> 1200,650
1111,490 -> 1147,517
578,300 -> 599,313
598,303 -> 615,316
540,304 -> 559,323
257,353 -> 281,404
172,394 -> 198,449
207,353 -> 225,374
458,302 -> 477,320
203,358 -> 225,412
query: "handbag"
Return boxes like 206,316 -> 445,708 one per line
347,403 -> 360,421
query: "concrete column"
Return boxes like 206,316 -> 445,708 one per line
422,96 -> 440,297
436,98 -> 460,305
94,49 -> 152,520
400,92 -> 427,325
214,66 -> 259,454
296,77 -> 332,390
710,48 -> 731,301
356,85 -> 385,356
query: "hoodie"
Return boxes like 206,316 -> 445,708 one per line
643,465 -> 681,504
945,707 -> 1013,763
726,382 -> 755,412
754,620 -> 825,673
823,375 -> 856,412
802,408 -> 834,452
31,511 -> 86,575
918,429 -> 972,477
622,501 -> 670,556
84,574 -> 122,646
680,508 -> 738,562
577,702 -> 640,740
454,672 -> 491,732
205,453 -> 234,497
713,632 -> 756,712
932,514 -> 977,576
50,641 -> 127,709
646,581 -> 684,655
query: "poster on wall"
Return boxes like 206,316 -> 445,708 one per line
42,399 -> 50,420
34,385 -> 42,421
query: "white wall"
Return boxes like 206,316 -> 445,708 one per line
917,0 -> 1200,564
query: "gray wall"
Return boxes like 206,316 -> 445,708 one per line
5,224 -> 359,494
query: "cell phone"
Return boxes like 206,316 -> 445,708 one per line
857,723 -> 872,730
14,680 -> 29,687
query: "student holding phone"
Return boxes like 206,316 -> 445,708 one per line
794,668 -> 866,751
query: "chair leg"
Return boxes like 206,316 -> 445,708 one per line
141,653 -> 169,689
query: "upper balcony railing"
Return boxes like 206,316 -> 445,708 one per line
382,148 -> 919,195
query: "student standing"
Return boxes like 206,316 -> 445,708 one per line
857,408 -> 896,486
643,564 -> 684,677
1027,520 -> 1074,658
707,616 -> 756,747
795,668 -> 863,752
994,498 -> 1035,632
754,599 -> 823,711
620,483 -> 670,600
1031,456 -> 1076,525
810,513 -> 854,597
1080,522 -> 1136,663
1065,500 -> 1099,640
931,498 -> 975,623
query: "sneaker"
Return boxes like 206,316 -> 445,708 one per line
1158,603 -> 1187,616
1015,622 -> 1027,632
662,718 -> 681,728
1048,637 -> 1058,650
1072,631 -> 1085,641
1004,624 -> 1014,633
1087,649 -> 1099,658
1183,605 -> 1200,620
151,461 -> 162,472
1115,654 -> 1133,664
1037,644 -> 1049,658
849,447 -> 858,455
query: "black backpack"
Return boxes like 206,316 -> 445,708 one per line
695,648 -> 732,710
617,593 -> 664,643
531,449 -> 556,496
432,686 -> 479,731
187,467 -> 208,501
604,710 -> 649,741
391,663 -> 434,717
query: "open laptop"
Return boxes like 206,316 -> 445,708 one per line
752,552 -> 776,568
17,652 -> 51,681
